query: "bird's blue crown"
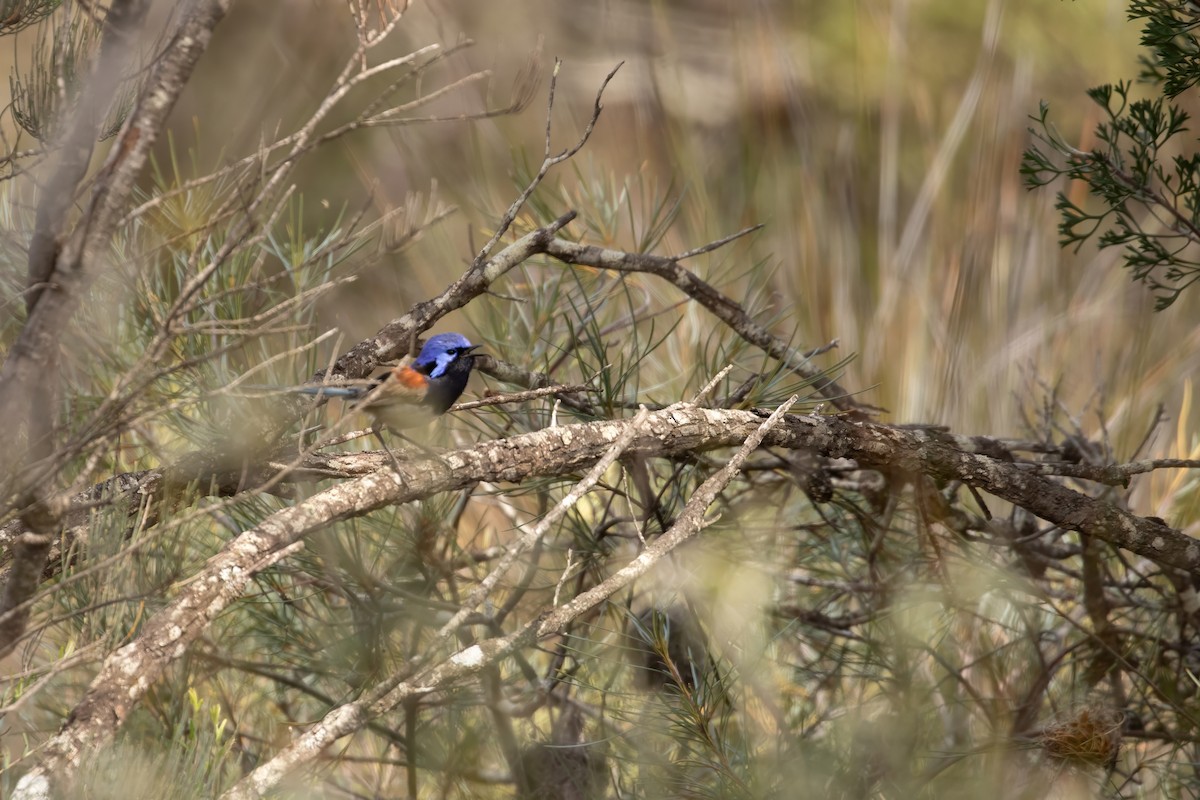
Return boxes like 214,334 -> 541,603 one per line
417,333 -> 475,378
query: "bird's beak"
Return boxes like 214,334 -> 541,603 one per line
466,344 -> 483,354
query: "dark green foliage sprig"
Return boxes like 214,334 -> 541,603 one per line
1131,0 -> 1200,97
0,0 -> 59,35
1022,1 -> 1200,310
9,11 -> 133,143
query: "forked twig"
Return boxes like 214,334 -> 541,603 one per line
471,59 -> 623,269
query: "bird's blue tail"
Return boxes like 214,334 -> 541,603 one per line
292,386 -> 366,398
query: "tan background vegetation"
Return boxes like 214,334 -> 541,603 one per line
156,0 -> 1198,472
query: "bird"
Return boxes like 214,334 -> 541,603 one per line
294,332 -> 481,470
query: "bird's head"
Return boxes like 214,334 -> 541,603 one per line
415,333 -> 480,378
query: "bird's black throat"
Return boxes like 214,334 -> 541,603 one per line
421,355 -> 475,415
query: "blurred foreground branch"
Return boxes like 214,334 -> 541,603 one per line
12,395 -> 1198,794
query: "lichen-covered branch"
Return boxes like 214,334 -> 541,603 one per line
14,399 -> 1198,796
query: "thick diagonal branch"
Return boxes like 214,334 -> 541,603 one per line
16,404 -> 1198,795
222,397 -> 799,799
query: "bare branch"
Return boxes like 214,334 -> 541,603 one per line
20,399 -> 1200,793
470,60 -> 622,269
543,237 -> 870,414
451,383 -> 593,412
672,223 -> 764,261
317,210 -> 577,381
225,397 -> 797,798
119,39 -> 519,229
1017,457 -> 1200,484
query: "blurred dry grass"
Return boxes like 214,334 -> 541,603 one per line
159,0 -> 1200,471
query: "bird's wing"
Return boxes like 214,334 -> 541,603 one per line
287,362 -> 427,404
358,365 -> 429,408
263,362 -> 437,431
356,365 -> 435,431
